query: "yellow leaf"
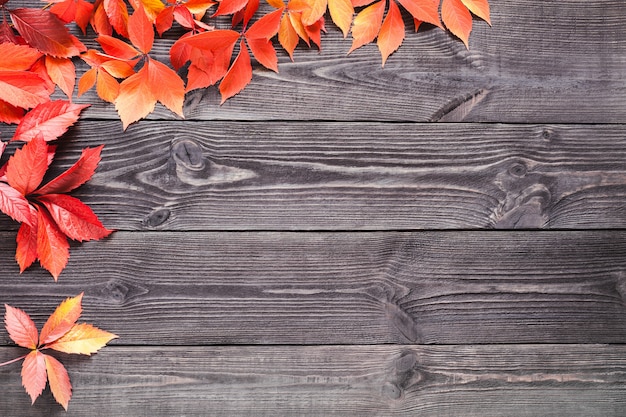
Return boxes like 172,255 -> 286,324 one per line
39,293 -> 83,345
47,323 -> 118,355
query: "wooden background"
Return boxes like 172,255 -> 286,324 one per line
2,0 -> 626,415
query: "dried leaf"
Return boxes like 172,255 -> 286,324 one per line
47,323 -> 118,355
4,304 -> 39,349
44,354 -> 72,410
39,293 -> 83,345
21,351 -> 47,404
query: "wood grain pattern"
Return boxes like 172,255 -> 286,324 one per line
1,231 -> 626,345
3,122 -> 626,231
1,345 -> 625,416
10,1 -> 626,123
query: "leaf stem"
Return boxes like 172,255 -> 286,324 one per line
0,354 -> 27,367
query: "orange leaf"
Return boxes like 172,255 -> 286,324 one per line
246,38 -> 278,71
97,35 -> 140,60
155,5 -> 174,35
0,71 -> 51,110
96,70 -> 121,103
21,351 -> 47,405
219,40 -> 252,103
278,14 -> 299,59
6,135 -> 49,196
146,58 -> 185,118
44,354 -> 72,410
441,0 -> 472,48
461,0 -> 490,24
12,101 -> 89,143
91,0 -> 114,35
132,0 -> 167,20
213,0 -> 249,17
36,207 -> 70,280
4,304 -> 38,349
39,293 -> 83,345
184,0 -> 217,14
185,46 -> 234,91
0,43 -> 42,71
115,65 -> 155,129
37,194 -> 113,242
103,0 -> 130,37
16,221 -> 38,273
36,146 -> 103,195
78,67 -> 97,97
10,8 -> 85,58
100,59 -> 136,79
245,7 -> 283,39
348,0 -> 384,53
328,0 -> 353,38
301,0 -> 326,26
396,0 -> 442,28
0,182 -> 35,226
377,0 -> 404,66
44,57 -> 76,99
180,29 -> 240,52
128,4 -> 154,54
47,323 -> 118,355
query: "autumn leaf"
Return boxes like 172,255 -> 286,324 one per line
44,56 -> 76,99
128,4 -> 154,54
396,0 -> 442,29
348,0 -> 384,53
461,0 -> 490,24
0,71 -> 51,110
441,0 -> 473,48
103,0 -> 130,37
12,101 -> 89,142
377,0 -> 404,66
219,39 -> 252,103
0,43 -> 42,71
5,135 -> 48,196
38,194 -> 112,242
36,145 -> 104,195
2,296 -> 117,409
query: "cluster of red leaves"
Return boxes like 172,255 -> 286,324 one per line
2,293 -> 117,410
1,0 -> 489,128
0,102 -> 112,280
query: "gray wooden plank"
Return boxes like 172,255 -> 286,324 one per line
3,122 -> 626,231
8,1 -> 626,122
1,231 -> 626,345
1,345 -> 625,416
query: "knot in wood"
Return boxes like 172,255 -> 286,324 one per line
171,139 -> 206,171
143,208 -> 171,228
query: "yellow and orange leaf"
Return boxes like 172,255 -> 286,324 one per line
348,0 -> 384,53
21,351 -> 47,404
460,0 -> 490,24
47,323 -> 118,355
396,0 -> 442,28
301,0 -> 326,26
39,293 -> 83,345
278,14 -> 299,59
44,354 -> 72,411
441,0 -> 472,48
328,0 -> 353,38
115,65 -> 154,129
377,0 -> 404,66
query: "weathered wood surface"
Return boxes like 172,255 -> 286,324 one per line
2,231 -> 626,345
9,0 -> 626,123
3,122 -> 626,230
1,345 -> 625,416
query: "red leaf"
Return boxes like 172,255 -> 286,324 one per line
219,40 -> 252,103
9,8 -> 85,58
396,0 -> 442,28
97,35 -> 140,60
0,99 -> 25,124
0,182 -> 35,226
185,47 -> 233,91
6,135 -> 49,196
44,56 -> 76,99
180,29 -> 240,52
0,71 -> 51,110
37,194 -> 113,242
36,146 -> 103,195
12,101 -> 89,143
0,43 -> 42,71
442,0 -> 472,48
91,0 -> 114,35
21,351 -> 47,405
39,293 -> 83,345
377,0 -> 404,65
348,0 -> 384,53
44,354 -> 72,410
146,58 -> 185,118
173,5 -> 196,29
115,65 -> 155,129
245,7 -> 283,40
4,304 -> 39,349
50,0 -> 79,24
155,5 -> 175,35
461,0 -> 490,24
75,0 -> 96,33
128,4 -> 154,54
36,207 -> 70,281
213,0 -> 249,17
246,38 -> 278,72
104,0 -> 130,37
16,221 -> 38,273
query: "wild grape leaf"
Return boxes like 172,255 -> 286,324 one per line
36,208 -> 70,280
44,57 -> 76,99
127,4 -> 154,54
348,0 -> 384,53
21,350 -> 47,404
129,0 -> 167,21
103,0 -> 130,38
3,296 -> 117,409
12,101 -> 90,143
461,0 -> 491,24
44,355 -> 72,411
16,221 -> 38,272
0,99 -> 25,124
219,39 -> 252,103
4,304 -> 38,349
91,0 -> 114,35
114,65 -> 153,129
36,145 -> 103,195
5,135 -> 48,196
396,0 -> 442,29
47,323 -> 117,355
49,0 -> 95,34
0,43 -> 42,71
377,0 -> 404,65
0,71 -> 51,110
9,8 -> 85,58
441,0 -> 472,48
244,8 -> 283,72
38,194 -> 112,242
0,182 -> 34,225
213,0 -> 249,17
